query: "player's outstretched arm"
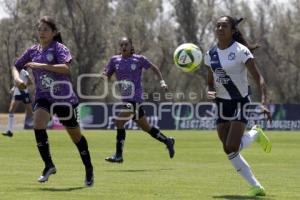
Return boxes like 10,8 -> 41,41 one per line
149,63 -> 168,90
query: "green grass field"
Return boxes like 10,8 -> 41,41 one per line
0,130 -> 299,200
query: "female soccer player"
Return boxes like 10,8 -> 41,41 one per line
2,69 -> 33,137
102,37 -> 175,163
11,16 -> 94,187
204,16 -> 272,196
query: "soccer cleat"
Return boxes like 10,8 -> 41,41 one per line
247,186 -> 266,196
166,137 -> 175,158
105,154 -> 123,163
253,125 -> 272,153
2,131 -> 13,137
38,165 -> 57,183
85,167 -> 94,187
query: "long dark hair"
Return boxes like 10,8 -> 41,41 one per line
39,16 -> 63,43
223,16 -> 259,52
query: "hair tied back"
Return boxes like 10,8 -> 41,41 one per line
235,18 -> 244,26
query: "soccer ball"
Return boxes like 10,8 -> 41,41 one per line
173,43 -> 202,72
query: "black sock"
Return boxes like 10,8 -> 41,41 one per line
34,129 -> 54,167
75,136 -> 93,170
116,129 -> 126,156
148,127 -> 168,144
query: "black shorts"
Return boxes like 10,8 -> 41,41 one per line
33,98 -> 79,128
215,96 -> 250,124
13,92 -> 31,104
122,101 -> 145,121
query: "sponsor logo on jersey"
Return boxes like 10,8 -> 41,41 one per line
40,75 -> 54,89
211,61 -> 219,64
215,68 -> 230,84
215,68 -> 226,77
40,75 -> 59,92
119,80 -> 132,91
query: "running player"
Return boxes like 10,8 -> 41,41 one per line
11,16 -> 94,187
204,16 -> 272,196
102,37 -> 175,163
2,69 -> 33,137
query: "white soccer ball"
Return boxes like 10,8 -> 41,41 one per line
173,43 -> 202,72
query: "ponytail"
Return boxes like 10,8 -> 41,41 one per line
53,32 -> 63,44
225,16 -> 259,52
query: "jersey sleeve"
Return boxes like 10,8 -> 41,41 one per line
20,69 -> 29,77
14,48 -> 32,71
56,44 -> 72,64
239,47 -> 254,64
104,57 -> 115,77
204,51 -> 211,67
140,55 -> 151,70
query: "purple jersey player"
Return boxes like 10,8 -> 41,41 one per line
15,41 -> 78,105
11,16 -> 94,187
105,53 -> 151,103
102,37 -> 175,163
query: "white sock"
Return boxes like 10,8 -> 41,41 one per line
8,113 -> 14,132
240,129 -> 258,151
228,152 -> 262,187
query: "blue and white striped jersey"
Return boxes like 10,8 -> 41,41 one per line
204,41 -> 253,100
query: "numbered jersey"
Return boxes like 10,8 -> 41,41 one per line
204,41 -> 254,100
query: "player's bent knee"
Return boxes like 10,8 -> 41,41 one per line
223,145 -> 231,154
225,144 -> 239,154
60,119 -> 79,129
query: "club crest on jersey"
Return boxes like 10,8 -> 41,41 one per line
115,64 -> 119,70
228,52 -> 236,60
131,64 -> 137,71
46,53 -> 54,62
